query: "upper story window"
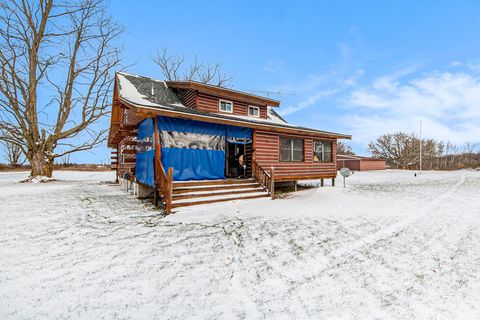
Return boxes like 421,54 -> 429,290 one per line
280,137 -> 304,162
219,99 -> 233,113
313,140 -> 333,162
248,106 -> 260,117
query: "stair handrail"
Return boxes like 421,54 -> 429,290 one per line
253,160 -> 275,200
154,157 -> 173,214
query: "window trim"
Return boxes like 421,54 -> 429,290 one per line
313,140 -> 333,163
218,99 -> 233,113
279,136 -> 305,162
247,105 -> 260,118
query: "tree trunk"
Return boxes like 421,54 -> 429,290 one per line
29,150 -> 54,177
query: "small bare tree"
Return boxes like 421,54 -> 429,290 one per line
1,139 -> 25,166
0,0 -> 122,178
153,48 -> 233,87
337,141 -> 355,155
464,141 -> 477,168
58,154 -> 71,167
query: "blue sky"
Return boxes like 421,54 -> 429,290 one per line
12,0 -> 480,163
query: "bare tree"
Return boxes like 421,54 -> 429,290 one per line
152,48 -> 233,87
464,141 -> 477,168
0,0 -> 122,178
337,141 -> 355,155
1,139 -> 25,166
58,153 -> 71,167
368,132 -> 419,169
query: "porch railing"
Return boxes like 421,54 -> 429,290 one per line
153,117 -> 173,214
253,160 -> 275,200
154,157 -> 173,214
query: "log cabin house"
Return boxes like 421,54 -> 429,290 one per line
108,72 -> 351,213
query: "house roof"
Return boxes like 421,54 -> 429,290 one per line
114,72 -> 352,140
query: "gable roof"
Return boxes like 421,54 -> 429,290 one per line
114,72 -> 351,140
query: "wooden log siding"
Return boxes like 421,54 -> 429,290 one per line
117,137 -> 136,179
253,130 -> 337,181
196,92 -> 268,119
175,89 -> 197,109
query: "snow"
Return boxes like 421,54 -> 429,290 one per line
21,175 -> 56,183
223,111 -> 299,128
117,72 -> 186,109
117,73 -> 161,107
267,106 -> 289,125
1,170 -> 480,319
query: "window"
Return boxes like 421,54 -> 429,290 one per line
313,140 -> 332,162
248,106 -> 260,117
219,99 -> 233,113
280,137 -> 304,162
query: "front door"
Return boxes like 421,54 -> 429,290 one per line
226,142 -> 246,178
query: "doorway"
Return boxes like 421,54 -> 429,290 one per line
225,142 -> 247,178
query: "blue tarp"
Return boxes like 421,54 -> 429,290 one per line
135,116 -> 253,182
157,116 -> 226,136
162,148 -> 226,181
157,116 -> 252,181
226,125 -> 252,140
135,118 -> 155,186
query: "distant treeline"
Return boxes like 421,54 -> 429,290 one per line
0,163 -> 110,172
368,132 -> 479,170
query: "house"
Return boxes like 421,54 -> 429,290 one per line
108,72 -> 351,213
336,154 -> 386,171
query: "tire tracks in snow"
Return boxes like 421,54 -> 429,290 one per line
287,173 -> 467,281
328,173 -> 466,260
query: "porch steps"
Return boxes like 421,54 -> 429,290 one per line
173,178 -> 257,187
171,179 -> 269,209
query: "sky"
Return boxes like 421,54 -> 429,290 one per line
6,0 -> 480,164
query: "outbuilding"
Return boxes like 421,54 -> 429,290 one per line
336,154 -> 386,171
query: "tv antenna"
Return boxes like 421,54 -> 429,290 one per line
246,89 -> 295,98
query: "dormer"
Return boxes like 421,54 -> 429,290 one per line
165,81 -> 280,119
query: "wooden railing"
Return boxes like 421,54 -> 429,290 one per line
253,160 -> 275,200
154,157 -> 173,214
153,117 -> 173,214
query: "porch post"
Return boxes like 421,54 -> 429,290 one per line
153,117 -> 161,207
166,167 -> 173,214
270,166 -> 275,200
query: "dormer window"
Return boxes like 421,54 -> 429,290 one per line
219,99 -> 233,113
248,106 -> 260,117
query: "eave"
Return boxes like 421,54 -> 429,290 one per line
118,97 -> 352,140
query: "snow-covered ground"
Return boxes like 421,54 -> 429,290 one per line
1,170 -> 480,319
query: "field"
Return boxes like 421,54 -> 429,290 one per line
1,170 -> 479,319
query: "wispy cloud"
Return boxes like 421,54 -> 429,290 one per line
262,58 -> 287,75
279,89 -> 338,116
277,67 -> 364,116
343,65 -> 480,146
275,42 -> 365,117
